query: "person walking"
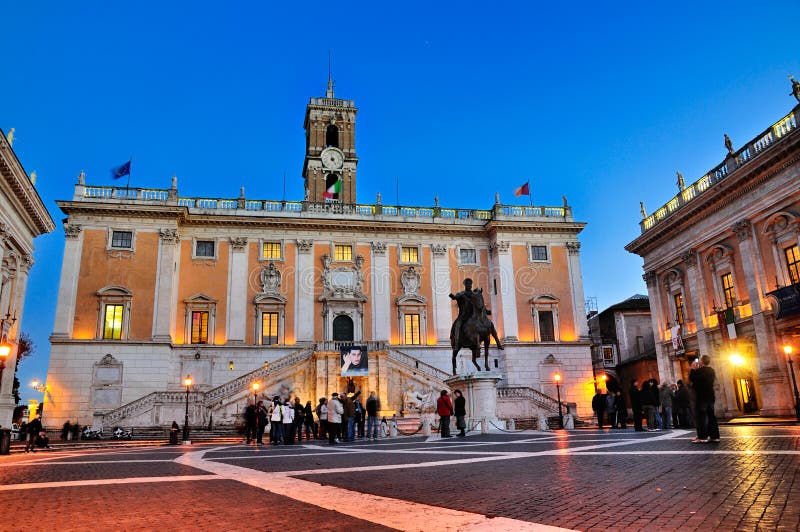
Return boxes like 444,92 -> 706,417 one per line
629,380 -> 644,432
327,392 -> 343,445
366,391 -> 380,441
255,400 -> 268,445
454,389 -> 467,437
689,355 -> 720,443
592,389 -> 607,429
436,390 -> 454,438
25,415 -> 43,453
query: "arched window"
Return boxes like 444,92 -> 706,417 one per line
332,315 -> 354,341
326,125 -> 339,148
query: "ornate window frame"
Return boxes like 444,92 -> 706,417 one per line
662,267 -> 686,326
332,242 -> 355,263
399,244 -> 421,265
529,244 -> 550,263
396,265 -> 427,345
96,286 -> 133,340
254,294 -> 286,346
192,237 -> 219,261
705,244 -> 737,310
764,211 -> 800,286
457,246 -> 479,266
107,228 -> 136,252
259,239 -> 285,262
183,294 -> 217,344
530,294 -> 559,342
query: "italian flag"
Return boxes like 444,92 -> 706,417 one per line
725,308 -> 737,339
323,178 -> 341,200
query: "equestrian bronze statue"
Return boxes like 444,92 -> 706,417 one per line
450,278 -> 503,375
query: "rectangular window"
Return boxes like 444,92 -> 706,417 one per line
401,246 -> 419,264
459,248 -> 477,265
786,244 -> 800,285
538,310 -> 555,341
191,311 -> 209,344
103,304 -> 123,340
530,245 -> 548,261
111,231 -> 132,249
602,346 -> 614,363
721,273 -> 736,309
404,314 -> 421,345
334,244 -> 352,262
195,240 -> 215,258
674,293 -> 685,325
261,312 -> 279,345
262,242 -> 282,260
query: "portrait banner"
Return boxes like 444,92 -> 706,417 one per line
341,345 -> 368,376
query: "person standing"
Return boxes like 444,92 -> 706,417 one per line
674,380 -> 691,429
629,380 -> 644,432
592,389 -> 607,429
282,398 -> 295,444
255,400 -> 268,445
605,390 -> 617,428
269,396 -> 283,445
659,383 -> 673,430
340,391 -> 353,442
454,389 -> 467,437
25,415 -> 43,453
293,397 -> 305,442
303,401 -> 315,440
327,392 -> 343,445
244,402 -> 257,444
614,390 -> 627,429
689,355 -> 720,443
366,392 -> 380,441
316,398 -> 328,440
436,390 -> 454,438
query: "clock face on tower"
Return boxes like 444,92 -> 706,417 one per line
321,147 -> 344,169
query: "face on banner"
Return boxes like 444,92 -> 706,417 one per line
341,346 -> 368,376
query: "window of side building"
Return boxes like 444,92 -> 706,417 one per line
191,311 -> 209,344
530,295 -> 559,342
195,240 -> 216,259
183,294 -> 217,345
458,248 -> 477,265
785,244 -> 800,284
103,304 -> 123,339
530,245 -> 548,262
721,272 -> 736,308
334,244 -> 352,262
262,241 -> 282,261
96,286 -> 132,340
110,230 -> 133,250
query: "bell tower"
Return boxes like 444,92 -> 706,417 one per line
302,79 -> 359,204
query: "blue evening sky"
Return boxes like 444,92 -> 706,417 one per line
4,1 -> 799,404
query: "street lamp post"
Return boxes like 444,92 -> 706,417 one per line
0,342 -> 10,384
252,382 -> 260,405
784,346 -> 800,423
183,375 -> 192,444
554,373 -> 563,429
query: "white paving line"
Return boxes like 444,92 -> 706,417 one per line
3,459 -> 177,467
577,449 -> 800,455
177,448 -> 574,532
0,474 -> 223,491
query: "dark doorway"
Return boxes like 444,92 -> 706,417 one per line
326,125 -> 339,147
332,315 -> 354,342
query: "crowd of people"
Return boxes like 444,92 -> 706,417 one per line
591,355 -> 719,443
242,389 -> 384,446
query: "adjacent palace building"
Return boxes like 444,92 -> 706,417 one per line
45,82 -> 594,429
627,88 -> 800,418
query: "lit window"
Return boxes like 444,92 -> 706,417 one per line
191,311 -> 209,344
459,248 -> 477,265
401,246 -> 419,263
111,231 -> 132,249
721,273 -> 736,309
263,242 -> 282,260
262,312 -> 279,345
538,310 -> 555,341
530,245 -> 548,261
785,245 -> 799,285
103,304 -> 123,340
334,244 -> 352,261
674,293 -> 685,325
195,240 -> 215,258
404,314 -> 421,344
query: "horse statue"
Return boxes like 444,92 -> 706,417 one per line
450,286 -> 503,375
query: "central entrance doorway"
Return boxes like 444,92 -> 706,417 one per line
332,315 -> 354,342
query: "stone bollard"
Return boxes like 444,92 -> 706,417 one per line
481,418 -> 489,434
422,419 -> 431,437
506,418 -> 515,431
563,414 -> 574,430
538,413 -> 550,431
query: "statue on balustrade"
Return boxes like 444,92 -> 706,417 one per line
449,278 -> 503,375
676,171 -> 685,191
724,133 -> 734,155
790,75 -> 800,103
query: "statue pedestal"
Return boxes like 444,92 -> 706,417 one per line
445,371 -> 503,433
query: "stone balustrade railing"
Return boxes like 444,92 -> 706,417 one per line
640,107 -> 798,233
387,349 -> 451,382
497,385 -> 563,414
315,340 -> 387,353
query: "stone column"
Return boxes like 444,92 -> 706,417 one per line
733,219 -> 786,415
226,237 -> 248,344
0,255 -> 30,428
681,249 -> 715,375
152,229 -> 180,342
370,241 -> 391,342
430,244 -> 451,344
644,271 -> 673,382
51,223 -> 84,338
494,241 -> 518,341
295,240 -> 315,343
566,242 -> 589,339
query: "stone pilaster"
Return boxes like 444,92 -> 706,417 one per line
430,244 -> 451,343
52,223 -> 83,338
295,240 -> 315,342
226,237 -> 248,344
370,241 -> 391,342
493,241 -> 518,341
565,242 -> 589,339
152,229 -> 180,341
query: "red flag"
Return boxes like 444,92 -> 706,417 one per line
514,182 -> 530,196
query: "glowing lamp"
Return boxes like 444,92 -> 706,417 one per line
729,353 -> 745,367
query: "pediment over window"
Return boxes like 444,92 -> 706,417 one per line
529,294 -> 559,305
184,293 -> 217,305
254,292 -> 287,304
704,243 -> 735,272
96,285 -> 132,297
764,211 -> 799,235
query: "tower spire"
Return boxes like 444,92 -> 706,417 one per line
326,50 -> 335,98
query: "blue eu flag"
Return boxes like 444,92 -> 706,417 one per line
111,160 -> 131,179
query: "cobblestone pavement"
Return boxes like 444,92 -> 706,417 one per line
1,425 -> 798,531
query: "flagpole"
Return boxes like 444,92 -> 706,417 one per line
126,156 -> 132,196
396,176 -> 399,206
528,180 -> 532,207
282,171 -> 286,202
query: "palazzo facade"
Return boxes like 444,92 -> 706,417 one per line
626,92 -> 800,417
45,83 -> 594,428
